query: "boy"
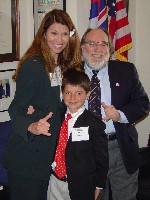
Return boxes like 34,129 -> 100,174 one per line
48,69 -> 109,200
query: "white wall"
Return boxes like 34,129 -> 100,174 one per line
66,0 -> 91,39
19,0 -> 34,57
0,0 -> 149,146
0,0 -> 34,122
128,0 -> 150,147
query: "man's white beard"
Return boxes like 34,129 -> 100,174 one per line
82,51 -> 109,70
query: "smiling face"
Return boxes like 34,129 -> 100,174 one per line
45,22 -> 70,61
63,84 -> 90,113
81,29 -> 110,70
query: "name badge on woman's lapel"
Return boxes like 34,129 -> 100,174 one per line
71,127 -> 89,141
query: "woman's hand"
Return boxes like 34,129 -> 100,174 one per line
28,112 -> 53,136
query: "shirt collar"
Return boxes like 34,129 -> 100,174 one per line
66,106 -> 85,118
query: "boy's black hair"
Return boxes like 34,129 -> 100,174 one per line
62,69 -> 90,94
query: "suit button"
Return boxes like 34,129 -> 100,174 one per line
35,149 -> 39,152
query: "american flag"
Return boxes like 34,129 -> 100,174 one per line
89,0 -> 132,61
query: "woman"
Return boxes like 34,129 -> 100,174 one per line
4,9 -> 82,200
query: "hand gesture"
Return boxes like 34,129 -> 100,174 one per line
102,102 -> 121,122
28,112 -> 53,136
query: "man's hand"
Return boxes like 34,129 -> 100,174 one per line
102,102 -> 121,122
28,112 -> 53,136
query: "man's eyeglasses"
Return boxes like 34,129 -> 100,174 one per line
84,41 -> 109,47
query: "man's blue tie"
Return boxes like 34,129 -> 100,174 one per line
88,70 -> 101,119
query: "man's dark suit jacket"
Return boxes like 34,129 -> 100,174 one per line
84,60 -> 149,175
4,56 -> 61,181
65,109 -> 109,200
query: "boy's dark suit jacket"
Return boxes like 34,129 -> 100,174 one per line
4,57 -> 61,181
83,60 -> 149,175
65,109 -> 109,200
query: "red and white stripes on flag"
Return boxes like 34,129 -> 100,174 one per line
89,0 -> 132,61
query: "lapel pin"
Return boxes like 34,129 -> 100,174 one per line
116,83 -> 120,86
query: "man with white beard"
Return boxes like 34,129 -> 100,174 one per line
81,28 -> 149,200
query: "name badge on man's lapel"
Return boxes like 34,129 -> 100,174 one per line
71,127 -> 89,141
